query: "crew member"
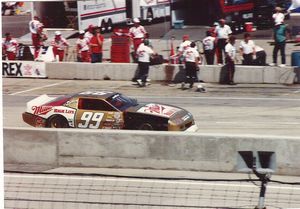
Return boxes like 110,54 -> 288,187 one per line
51,31 -> 69,62
225,36 -> 237,85
136,39 -> 155,87
215,19 -> 232,64
29,16 -> 42,59
181,42 -> 200,89
76,30 -> 90,62
272,7 -> 285,26
239,33 -> 256,65
202,31 -> 216,65
177,35 -> 192,63
129,18 -> 147,54
2,32 -> 18,60
84,24 -> 94,43
89,27 -> 104,63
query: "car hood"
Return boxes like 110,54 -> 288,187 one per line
126,103 -> 186,118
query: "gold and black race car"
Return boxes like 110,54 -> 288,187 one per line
23,90 -> 197,131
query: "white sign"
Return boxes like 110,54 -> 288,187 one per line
2,61 -> 47,78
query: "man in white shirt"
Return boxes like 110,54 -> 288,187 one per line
76,30 -> 90,62
84,24 -> 94,43
136,39 -> 155,87
182,42 -> 200,89
214,19 -> 232,64
202,31 -> 216,65
272,7 -> 285,26
29,16 -> 42,59
239,33 -> 256,65
129,18 -> 147,57
51,31 -> 69,62
225,36 -> 237,85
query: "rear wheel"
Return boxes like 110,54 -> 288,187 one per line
48,116 -> 69,128
138,122 -> 154,130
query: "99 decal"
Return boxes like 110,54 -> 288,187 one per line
78,112 -> 104,129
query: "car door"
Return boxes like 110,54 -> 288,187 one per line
75,97 -> 124,129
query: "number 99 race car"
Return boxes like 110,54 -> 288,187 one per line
22,91 -> 197,131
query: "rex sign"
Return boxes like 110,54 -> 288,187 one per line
2,61 -> 47,78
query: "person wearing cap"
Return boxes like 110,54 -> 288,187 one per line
272,7 -> 285,26
84,24 -> 94,43
29,15 -> 43,59
214,18 -> 232,65
270,22 -> 291,67
76,30 -> 90,62
129,18 -> 147,57
202,31 -> 216,65
177,35 -> 192,63
89,27 -> 104,63
136,39 -> 155,87
181,42 -> 200,89
225,36 -> 237,85
51,31 -> 69,62
2,32 -> 18,60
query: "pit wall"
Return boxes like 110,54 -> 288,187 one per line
4,127 -> 300,175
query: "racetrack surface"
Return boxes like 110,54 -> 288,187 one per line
3,78 -> 300,136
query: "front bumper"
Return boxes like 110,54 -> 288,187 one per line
22,112 -> 47,127
184,124 -> 198,132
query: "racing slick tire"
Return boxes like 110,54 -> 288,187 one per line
47,115 -> 69,128
138,122 -> 154,130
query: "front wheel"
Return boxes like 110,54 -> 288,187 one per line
138,122 -> 154,130
48,116 -> 69,128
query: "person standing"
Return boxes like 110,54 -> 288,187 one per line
84,24 -> 94,43
202,31 -> 216,65
239,33 -> 256,65
270,23 -> 290,67
272,7 -> 285,26
129,18 -> 147,55
29,16 -> 42,59
76,30 -> 90,62
181,42 -> 200,89
225,36 -> 237,85
136,39 -> 155,87
2,32 -> 18,60
89,27 -> 104,63
214,19 -> 232,65
51,31 -> 69,62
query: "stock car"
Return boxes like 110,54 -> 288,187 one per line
22,91 -> 197,131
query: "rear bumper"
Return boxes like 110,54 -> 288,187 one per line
22,112 -> 47,127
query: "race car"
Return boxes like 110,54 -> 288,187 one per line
22,90 -> 197,131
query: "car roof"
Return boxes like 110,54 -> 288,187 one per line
73,91 -> 118,100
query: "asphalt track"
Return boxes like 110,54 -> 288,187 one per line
3,78 -> 300,136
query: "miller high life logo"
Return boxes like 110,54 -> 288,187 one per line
32,106 -> 53,115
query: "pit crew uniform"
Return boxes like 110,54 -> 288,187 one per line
239,40 -> 256,65
225,42 -> 237,85
2,38 -> 18,60
76,36 -> 90,62
202,35 -> 216,65
215,24 -> 232,64
29,18 -> 42,59
51,33 -> 69,62
129,25 -> 147,53
136,42 -> 154,87
182,45 -> 200,88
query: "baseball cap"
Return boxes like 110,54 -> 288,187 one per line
79,30 -> 85,35
55,31 -> 61,36
182,34 -> 189,40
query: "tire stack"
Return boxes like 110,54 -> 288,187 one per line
110,28 -> 130,63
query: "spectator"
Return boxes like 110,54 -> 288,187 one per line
129,18 -> 147,55
270,22 -> 290,67
272,7 -> 285,26
51,31 -> 69,62
225,36 -> 237,85
89,27 -> 104,63
2,32 -> 18,60
202,31 -> 216,65
215,19 -> 232,65
239,33 -> 256,65
29,16 -> 43,59
253,45 -> 267,66
181,42 -> 200,89
136,39 -> 155,87
76,30 -> 90,62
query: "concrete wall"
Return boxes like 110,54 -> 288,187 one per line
4,127 -> 300,175
46,62 -> 297,84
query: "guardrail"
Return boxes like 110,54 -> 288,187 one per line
4,127 -> 300,175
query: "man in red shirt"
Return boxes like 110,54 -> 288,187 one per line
89,27 -> 104,63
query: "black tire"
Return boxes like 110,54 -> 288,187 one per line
48,116 -> 69,128
106,19 -> 113,32
138,122 -> 154,130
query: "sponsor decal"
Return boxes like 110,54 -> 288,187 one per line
35,117 -> 45,127
138,103 -> 180,117
32,106 -> 53,115
54,109 -> 75,114
2,61 -> 46,78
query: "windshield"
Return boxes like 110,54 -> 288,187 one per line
106,94 -> 138,111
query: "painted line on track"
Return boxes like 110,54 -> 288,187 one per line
9,81 -> 72,96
